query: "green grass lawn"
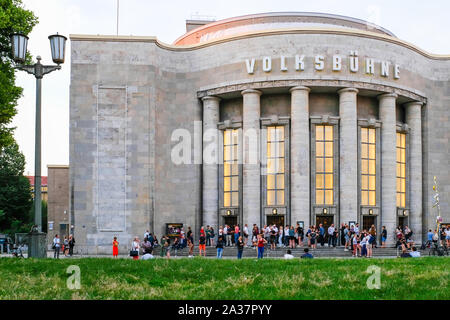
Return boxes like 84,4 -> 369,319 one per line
0,257 -> 448,300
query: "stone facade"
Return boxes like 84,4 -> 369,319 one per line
69,12 -> 450,253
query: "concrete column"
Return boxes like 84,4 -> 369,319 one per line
202,96 -> 220,232
379,93 -> 398,245
406,101 -> 423,242
338,88 -> 359,227
241,89 -> 262,228
290,86 -> 310,226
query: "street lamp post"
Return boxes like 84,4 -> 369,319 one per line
11,32 -> 67,258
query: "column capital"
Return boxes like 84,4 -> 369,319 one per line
289,86 -> 310,93
404,101 -> 423,108
377,92 -> 398,100
337,87 -> 359,95
202,95 -> 221,102
241,89 -> 262,96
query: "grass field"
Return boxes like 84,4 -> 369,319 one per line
0,257 -> 449,300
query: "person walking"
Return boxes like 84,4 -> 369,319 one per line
257,234 -> 267,259
237,236 -> 244,259
52,234 -> 61,259
112,236 -> 119,258
131,237 -> 140,260
68,235 -> 75,256
216,235 -> 224,258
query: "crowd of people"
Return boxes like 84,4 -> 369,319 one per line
48,223 -> 450,259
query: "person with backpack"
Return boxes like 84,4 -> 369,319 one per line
131,237 -> 140,260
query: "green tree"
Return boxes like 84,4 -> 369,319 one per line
0,0 -> 38,147
0,141 -> 33,235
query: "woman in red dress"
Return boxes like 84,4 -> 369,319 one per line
112,237 -> 119,258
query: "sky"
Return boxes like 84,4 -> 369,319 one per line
12,0 -> 450,176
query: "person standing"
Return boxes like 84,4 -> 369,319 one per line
243,224 -> 249,247
216,235 -> 224,258
68,235 -> 75,256
369,225 -> 377,249
131,237 -> 140,260
319,224 -> 325,246
327,224 -> 335,247
53,234 -> 61,259
381,226 -> 387,248
332,226 -> 338,247
210,226 -> 215,247
199,232 -> 206,257
257,234 -> 267,259
63,236 -> 69,257
237,236 -> 244,259
187,227 -> 193,243
112,237 -> 119,258
187,238 -> 194,257
344,225 -> 350,251
205,226 -> 211,246
234,224 -> 240,246
289,226 -> 295,248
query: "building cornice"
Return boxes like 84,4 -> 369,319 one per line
70,27 -> 450,60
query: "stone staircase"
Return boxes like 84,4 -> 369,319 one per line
150,245 -> 411,258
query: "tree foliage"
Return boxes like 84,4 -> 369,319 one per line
0,141 -> 33,235
0,0 -> 38,147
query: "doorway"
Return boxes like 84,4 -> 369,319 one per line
397,216 -> 408,229
362,216 -> 376,232
267,215 -> 285,227
223,216 -> 237,229
316,215 -> 333,230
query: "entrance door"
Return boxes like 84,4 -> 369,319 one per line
224,216 -> 237,229
316,215 -> 333,230
398,217 -> 407,229
267,215 -> 285,227
362,216 -> 376,232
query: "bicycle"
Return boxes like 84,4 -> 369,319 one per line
428,242 -> 449,256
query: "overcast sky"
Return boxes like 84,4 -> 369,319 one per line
12,0 -> 450,176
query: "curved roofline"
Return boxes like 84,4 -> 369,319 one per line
70,27 -> 450,60
173,11 -> 396,45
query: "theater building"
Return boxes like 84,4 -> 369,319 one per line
69,12 -> 450,253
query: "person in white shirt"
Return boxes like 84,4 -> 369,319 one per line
410,247 -> 421,257
131,237 -> 140,260
53,234 -> 61,259
354,224 -> 360,235
243,224 -> 249,246
144,230 -> 150,240
284,249 -> 294,259
141,253 -> 154,260
327,225 -> 335,247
